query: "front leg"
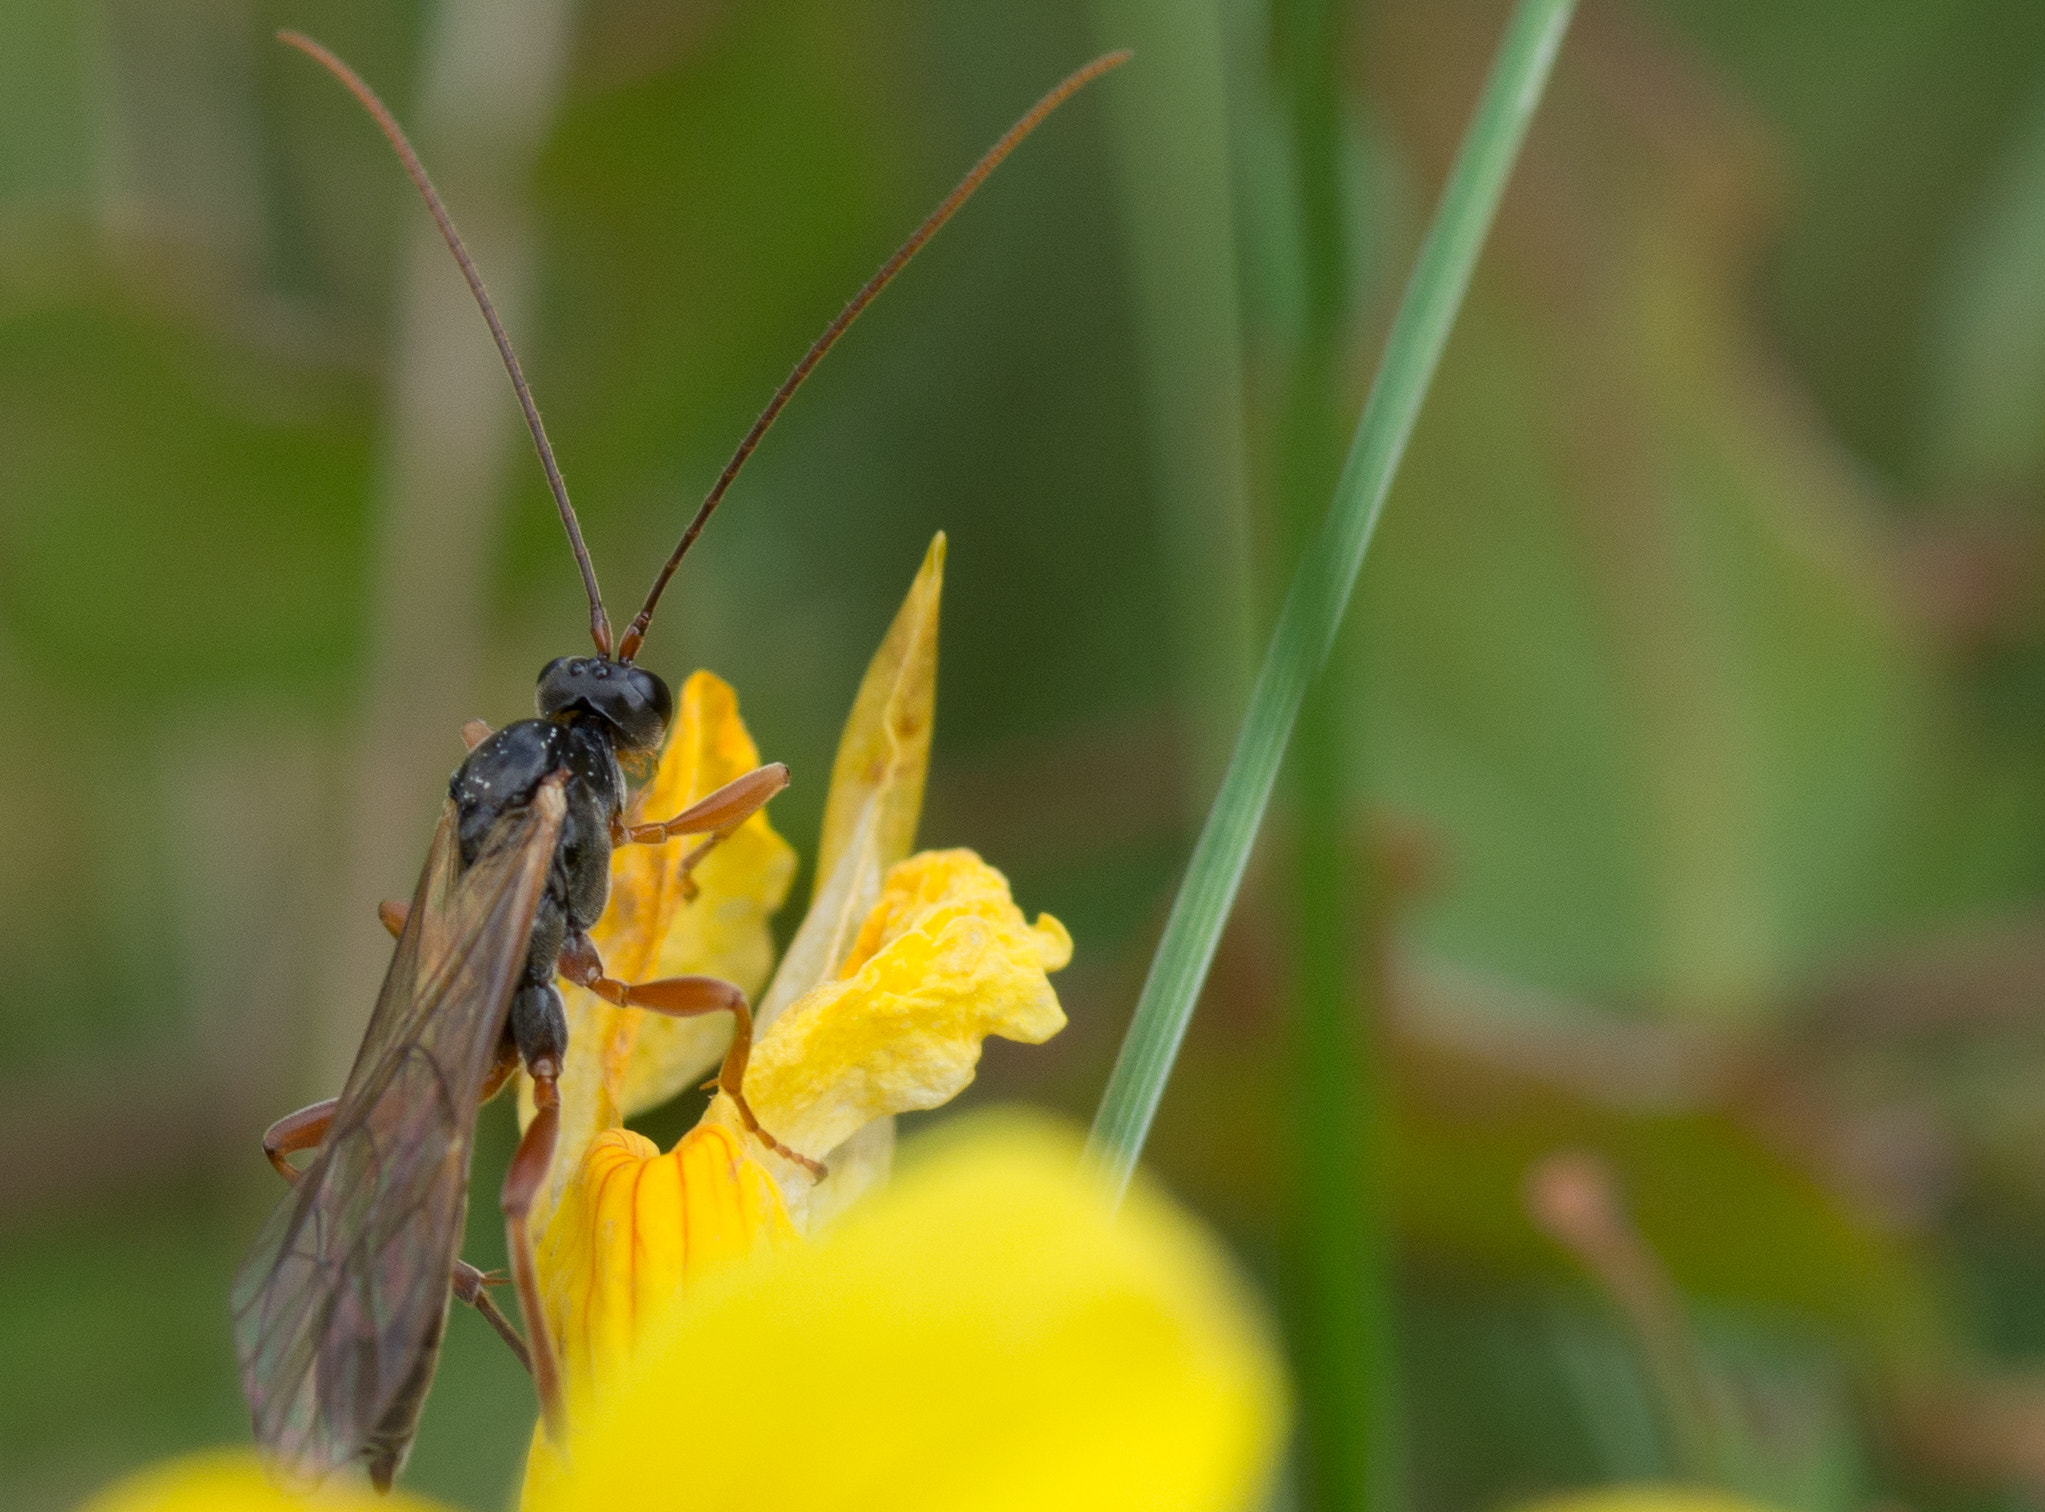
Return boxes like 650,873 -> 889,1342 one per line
612,762 -> 789,899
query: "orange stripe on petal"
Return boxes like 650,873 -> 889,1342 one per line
526,1124 -> 798,1504
535,1126 -> 798,1409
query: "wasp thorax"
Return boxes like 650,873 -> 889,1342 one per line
536,657 -> 673,753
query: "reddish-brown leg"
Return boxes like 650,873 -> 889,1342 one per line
477,1040 -> 523,1103
503,1063 -> 566,1444
258,1095 -> 531,1368
461,718 -> 492,751
557,932 -> 825,1180
451,1261 -> 530,1372
261,1097 -> 337,1181
612,762 -> 789,899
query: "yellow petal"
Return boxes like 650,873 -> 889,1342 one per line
525,1116 -> 1287,1512
523,671 -> 797,1233
76,1450 -> 451,1512
536,1124 -> 797,1392
755,532 -> 944,1032
742,535 -> 948,1224
524,1123 -> 798,1504
814,531 -> 943,908
716,850 -> 1069,1206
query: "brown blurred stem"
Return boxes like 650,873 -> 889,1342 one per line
1525,1150 -> 1728,1481
1273,1 -> 1393,1508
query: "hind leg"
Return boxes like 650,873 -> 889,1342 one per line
501,980 -> 569,1442
258,1075 -> 530,1371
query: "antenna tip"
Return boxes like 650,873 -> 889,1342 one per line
276,31 -> 337,73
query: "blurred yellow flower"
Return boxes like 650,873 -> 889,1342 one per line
529,1117 -> 1286,1512
75,1449 -> 443,1512
81,1123 -> 1285,1512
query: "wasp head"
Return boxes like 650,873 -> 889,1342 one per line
536,657 -> 673,754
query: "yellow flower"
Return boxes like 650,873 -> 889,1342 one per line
522,537 -> 1074,1490
75,1448 -> 443,1512
80,1122 -> 1286,1512
530,1118 -> 1285,1512
522,1122 -> 802,1505
525,847 -> 1070,1490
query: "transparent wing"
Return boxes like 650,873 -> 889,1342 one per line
231,776 -> 566,1487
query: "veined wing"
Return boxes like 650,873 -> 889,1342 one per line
232,775 -> 567,1487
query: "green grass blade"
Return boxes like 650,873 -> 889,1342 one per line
1086,0 -> 1578,1200
1272,0 -> 1388,1502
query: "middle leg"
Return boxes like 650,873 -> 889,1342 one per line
556,931 -> 825,1180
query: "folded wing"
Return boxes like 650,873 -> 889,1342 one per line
232,775 -> 566,1487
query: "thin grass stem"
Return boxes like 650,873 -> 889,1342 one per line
1086,0 -> 1578,1199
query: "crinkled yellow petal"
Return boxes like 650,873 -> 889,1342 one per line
524,1116 -> 1286,1512
716,850 -> 1069,1188
523,1123 -> 797,1505
76,1450 -> 450,1512
522,671 -> 796,1233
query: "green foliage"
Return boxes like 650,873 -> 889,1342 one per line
12,1 -> 2045,1509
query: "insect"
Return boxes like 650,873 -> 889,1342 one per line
230,31 -> 1127,1493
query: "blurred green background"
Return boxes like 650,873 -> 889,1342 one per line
8,0 -> 2045,1508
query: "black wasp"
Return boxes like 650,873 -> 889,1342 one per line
229,29 -> 1125,1494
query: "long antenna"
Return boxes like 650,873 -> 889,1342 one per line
279,31 -> 615,658
616,48 -> 1132,663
